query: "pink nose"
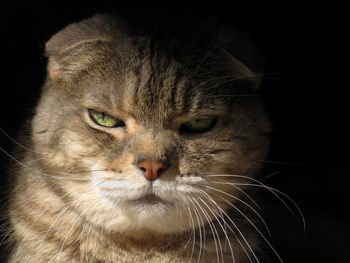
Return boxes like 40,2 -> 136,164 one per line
138,160 -> 167,181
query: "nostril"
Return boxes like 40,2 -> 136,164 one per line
137,159 -> 168,181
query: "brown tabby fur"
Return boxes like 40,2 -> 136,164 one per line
5,13 -> 271,262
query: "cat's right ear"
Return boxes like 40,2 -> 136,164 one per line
215,26 -> 265,91
44,15 -> 115,82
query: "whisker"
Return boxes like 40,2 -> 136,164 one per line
196,196 -> 235,263
35,190 -> 95,252
12,187 -> 80,262
192,38 -> 231,78
214,193 -> 284,263
176,196 -> 193,250
199,190 -> 258,263
178,193 -> 196,262
0,222 -> 13,249
188,197 -> 204,263
205,94 -> 261,98
0,127 -> 39,154
190,196 -> 221,263
209,178 -> 306,231
252,159 -> 305,166
0,146 -> 90,181
85,205 -> 102,263
57,200 -> 97,263
188,74 -> 261,99
217,178 -> 263,212
259,169 -> 288,181
213,179 -> 271,237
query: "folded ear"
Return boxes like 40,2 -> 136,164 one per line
45,14 -> 115,81
214,26 -> 265,90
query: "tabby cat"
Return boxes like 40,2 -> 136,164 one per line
4,13 -> 275,262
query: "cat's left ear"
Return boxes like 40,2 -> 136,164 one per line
215,27 -> 265,91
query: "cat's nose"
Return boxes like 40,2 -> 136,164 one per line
138,159 -> 168,181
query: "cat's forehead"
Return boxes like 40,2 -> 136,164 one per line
84,50 -> 227,126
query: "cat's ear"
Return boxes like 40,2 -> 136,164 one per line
223,51 -> 262,90
215,27 -> 265,90
45,14 -> 115,81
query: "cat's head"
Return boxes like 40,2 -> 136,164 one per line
31,14 -> 270,234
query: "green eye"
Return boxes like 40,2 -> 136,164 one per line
180,117 -> 217,134
89,109 -> 124,128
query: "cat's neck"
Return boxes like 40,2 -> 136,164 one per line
80,224 -> 192,262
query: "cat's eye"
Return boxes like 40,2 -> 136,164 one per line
89,109 -> 125,128
180,117 -> 217,134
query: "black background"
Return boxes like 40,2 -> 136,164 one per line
0,3 -> 348,262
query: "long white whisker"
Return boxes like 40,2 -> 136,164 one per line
85,206 -> 103,263
177,195 -> 193,250
219,179 -> 263,212
209,178 -> 306,231
0,127 -> 39,154
194,198 -> 207,262
252,159 -> 304,166
0,146 -> 90,181
36,190 -> 95,252
259,169 -> 288,181
205,185 -> 288,263
210,180 -> 271,237
191,196 -> 221,263
57,200 -> 97,263
178,193 -> 196,262
12,187 -> 79,262
198,189 -> 253,263
213,193 -> 284,263
196,196 -> 235,263
188,197 -> 204,263
200,188 -> 258,263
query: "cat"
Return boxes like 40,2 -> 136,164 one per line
3,12 -> 275,262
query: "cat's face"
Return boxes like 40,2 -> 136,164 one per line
31,15 -> 270,235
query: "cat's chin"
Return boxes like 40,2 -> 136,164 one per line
127,193 -> 172,216
100,194 -> 190,234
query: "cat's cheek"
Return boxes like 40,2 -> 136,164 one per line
61,131 -> 101,158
